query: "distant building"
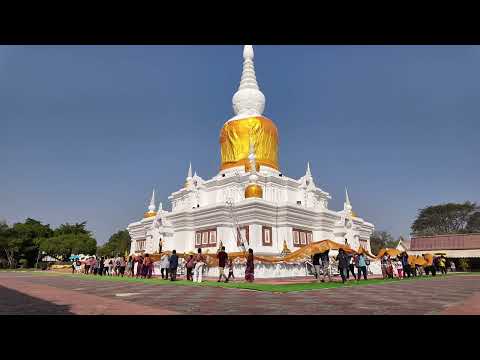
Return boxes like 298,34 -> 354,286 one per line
396,239 -> 411,253
408,233 -> 480,258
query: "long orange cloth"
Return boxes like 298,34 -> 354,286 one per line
148,240 -> 364,266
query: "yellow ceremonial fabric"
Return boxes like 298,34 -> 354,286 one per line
357,246 -> 376,259
415,256 -> 427,266
376,248 -> 401,258
220,116 -> 279,171
152,240 -> 357,265
423,254 -> 434,266
407,256 -> 415,266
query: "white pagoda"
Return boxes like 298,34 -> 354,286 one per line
127,45 -> 375,278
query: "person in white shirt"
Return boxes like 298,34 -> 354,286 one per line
108,258 -> 114,276
395,258 -> 403,279
160,253 -> 170,280
450,261 -> 456,272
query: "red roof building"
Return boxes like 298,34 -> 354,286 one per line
409,233 -> 480,258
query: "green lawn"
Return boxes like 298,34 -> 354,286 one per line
6,270 -> 478,293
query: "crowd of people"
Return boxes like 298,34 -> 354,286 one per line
379,252 -> 452,279
73,255 -> 127,276
156,246 -> 252,283
71,246 -> 255,283
312,249 -> 370,284
71,247 -> 456,285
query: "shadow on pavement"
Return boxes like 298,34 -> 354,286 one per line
0,285 -> 74,315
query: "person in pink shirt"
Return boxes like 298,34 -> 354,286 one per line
84,257 -> 92,274
90,257 -> 97,275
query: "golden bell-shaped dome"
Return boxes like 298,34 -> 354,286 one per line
143,211 -> 157,219
245,183 -> 263,199
220,116 -> 279,171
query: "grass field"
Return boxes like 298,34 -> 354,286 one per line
3,269 -> 477,293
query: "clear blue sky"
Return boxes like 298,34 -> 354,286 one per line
1,45 -> 479,244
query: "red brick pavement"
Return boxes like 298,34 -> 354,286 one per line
0,276 -> 178,315
1,272 -> 479,315
439,293 -> 480,315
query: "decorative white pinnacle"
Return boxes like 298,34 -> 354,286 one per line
232,45 -> 266,118
187,162 -> 192,180
158,201 -> 163,211
306,162 -> 312,177
345,187 -> 351,207
148,189 -> 156,212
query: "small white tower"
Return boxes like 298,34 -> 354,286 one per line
344,187 -> 353,216
187,162 -> 192,180
144,189 -> 157,218
185,162 -> 193,188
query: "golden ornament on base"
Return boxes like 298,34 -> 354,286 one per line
143,211 -> 157,219
245,184 -> 263,199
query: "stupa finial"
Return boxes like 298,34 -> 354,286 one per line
232,45 -> 266,118
148,189 -> 156,212
187,162 -> 192,180
345,187 -> 351,207
306,162 -> 312,177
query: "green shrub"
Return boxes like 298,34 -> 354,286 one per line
458,258 -> 470,272
18,259 -> 29,268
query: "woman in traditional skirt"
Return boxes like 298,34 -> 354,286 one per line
136,255 -> 144,278
142,254 -> 152,278
245,248 -> 255,282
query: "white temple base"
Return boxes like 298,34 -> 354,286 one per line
150,260 -> 383,279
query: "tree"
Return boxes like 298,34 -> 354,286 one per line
37,222 -> 97,261
54,222 -> 90,236
98,230 -> 131,257
370,230 -> 396,255
1,219 -> 97,267
411,202 -> 479,236
10,218 -> 53,267
466,212 -> 480,233
0,221 -> 18,268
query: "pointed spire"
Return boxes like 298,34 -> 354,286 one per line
306,162 -> 311,177
232,45 -> 266,118
345,187 -> 351,207
187,162 -> 192,180
158,201 -> 163,211
239,46 -> 259,91
148,189 -> 156,212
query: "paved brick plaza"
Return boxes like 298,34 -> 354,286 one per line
1,271 -> 479,315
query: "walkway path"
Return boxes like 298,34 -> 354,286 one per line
1,272 -> 479,315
